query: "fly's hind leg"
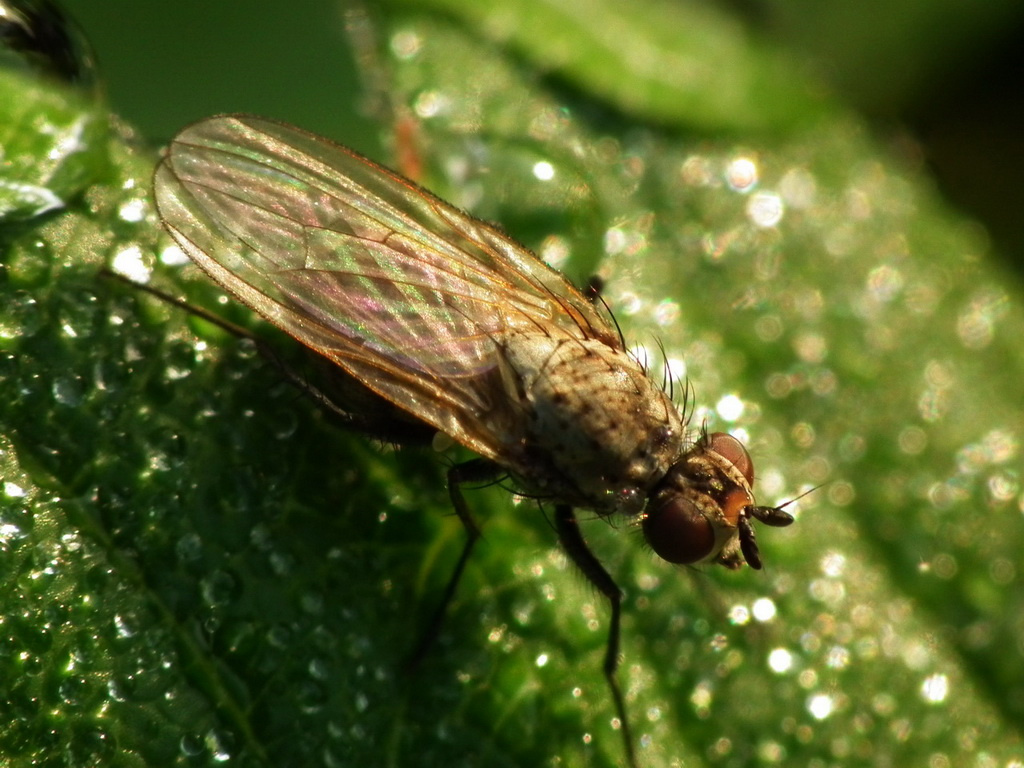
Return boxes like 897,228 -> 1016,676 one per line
101,269 -> 431,443
406,458 -> 502,669
554,505 -> 638,768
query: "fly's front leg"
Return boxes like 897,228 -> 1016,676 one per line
554,505 -> 638,768
407,458 -> 501,668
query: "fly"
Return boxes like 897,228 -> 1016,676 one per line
151,114 -> 795,767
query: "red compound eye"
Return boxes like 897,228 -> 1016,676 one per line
707,432 -> 754,487
642,495 -> 716,565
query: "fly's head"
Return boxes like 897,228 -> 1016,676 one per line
641,432 -> 794,570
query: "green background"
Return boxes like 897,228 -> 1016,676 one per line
3,1 -> 1024,766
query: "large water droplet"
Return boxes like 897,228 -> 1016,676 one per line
0,0 -> 96,86
0,1 -> 108,222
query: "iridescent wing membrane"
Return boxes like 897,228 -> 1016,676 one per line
153,115 -> 616,460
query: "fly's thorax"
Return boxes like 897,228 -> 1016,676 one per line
641,432 -> 759,568
498,331 -> 683,515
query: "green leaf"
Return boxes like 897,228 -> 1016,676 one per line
392,0 -> 833,133
3,2 -> 1023,767
0,68 -> 109,221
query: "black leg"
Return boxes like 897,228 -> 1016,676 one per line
406,458 -> 501,669
737,513 -> 762,569
739,502 -> 797,570
554,505 -> 638,768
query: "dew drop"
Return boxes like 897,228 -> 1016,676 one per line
200,570 -> 238,607
725,157 -> 758,192
747,191 -> 784,227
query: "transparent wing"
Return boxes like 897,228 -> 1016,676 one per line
153,114 -> 618,459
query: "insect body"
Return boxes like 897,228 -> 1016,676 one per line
153,115 -> 794,767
